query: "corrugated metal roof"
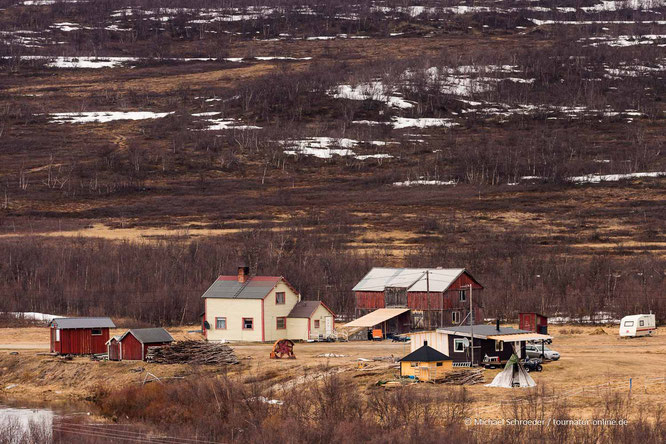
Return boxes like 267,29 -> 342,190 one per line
201,276 -> 282,299
352,268 -> 467,292
287,301 -> 321,318
400,344 -> 451,362
437,325 -> 528,339
343,308 -> 410,328
121,328 -> 174,344
487,333 -> 552,342
50,317 -> 115,329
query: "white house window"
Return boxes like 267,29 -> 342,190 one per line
216,317 -> 227,329
452,311 -> 460,324
91,329 -> 102,336
243,318 -> 254,330
275,292 -> 285,304
459,290 -> 466,302
624,321 -> 634,327
495,340 -> 503,352
454,338 -> 465,352
276,317 -> 286,329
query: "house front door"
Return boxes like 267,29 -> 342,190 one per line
325,316 -> 333,336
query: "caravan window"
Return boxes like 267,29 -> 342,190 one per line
454,338 -> 465,352
624,321 -> 634,327
640,320 -> 645,326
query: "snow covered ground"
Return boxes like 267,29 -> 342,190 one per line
393,177 -> 458,186
4,312 -> 63,323
49,111 -> 173,123
281,137 -> 393,160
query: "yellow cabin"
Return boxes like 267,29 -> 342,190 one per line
400,343 -> 453,381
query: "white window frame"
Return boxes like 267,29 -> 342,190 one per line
495,340 -> 503,352
454,338 -> 465,352
640,320 -> 645,326
91,328 -> 102,336
452,311 -> 460,324
216,317 -> 227,329
55,328 -> 60,341
459,290 -> 466,302
624,321 -> 634,327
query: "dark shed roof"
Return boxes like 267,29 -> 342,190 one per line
437,325 -> 528,338
201,276 -> 283,299
288,301 -> 324,318
50,317 -> 115,329
400,345 -> 451,362
121,328 -> 174,344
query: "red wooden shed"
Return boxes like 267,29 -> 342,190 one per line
118,328 -> 174,361
107,336 -> 121,361
49,317 -> 116,355
519,312 -> 548,334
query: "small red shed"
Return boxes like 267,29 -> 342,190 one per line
118,328 -> 174,361
519,312 -> 548,334
107,336 -> 121,361
49,317 -> 116,355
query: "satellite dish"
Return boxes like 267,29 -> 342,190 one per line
462,338 -> 470,348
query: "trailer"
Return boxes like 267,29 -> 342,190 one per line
619,314 -> 656,337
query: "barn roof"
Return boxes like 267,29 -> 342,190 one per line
201,276 -> 292,299
49,317 -> 115,329
352,268 -> 479,292
400,345 -> 451,362
287,301 -> 334,318
121,328 -> 174,344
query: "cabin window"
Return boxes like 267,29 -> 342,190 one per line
55,328 -> 60,342
624,321 -> 634,327
459,290 -> 466,302
275,292 -> 286,304
436,362 -> 443,367
91,329 -> 102,336
452,311 -> 460,324
243,318 -> 254,330
640,320 -> 645,327
314,320 -> 320,328
495,340 -> 503,352
454,338 -> 465,352
276,317 -> 286,329
216,317 -> 227,329
410,362 -> 419,367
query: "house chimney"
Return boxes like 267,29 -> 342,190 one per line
238,266 -> 250,283
496,319 -> 501,331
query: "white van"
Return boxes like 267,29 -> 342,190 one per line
619,314 -> 656,337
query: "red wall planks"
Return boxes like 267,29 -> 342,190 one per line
51,327 -> 109,354
120,333 -> 143,360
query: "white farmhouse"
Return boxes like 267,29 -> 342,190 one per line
202,267 -> 335,342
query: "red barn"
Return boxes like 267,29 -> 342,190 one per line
353,268 -> 484,330
118,328 -> 174,361
519,312 -> 548,334
49,317 -> 115,355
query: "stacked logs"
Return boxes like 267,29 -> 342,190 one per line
146,341 -> 239,365
437,369 -> 485,385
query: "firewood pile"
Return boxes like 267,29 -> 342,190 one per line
437,369 -> 484,385
146,341 -> 239,365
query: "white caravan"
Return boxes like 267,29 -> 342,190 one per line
619,314 -> 656,337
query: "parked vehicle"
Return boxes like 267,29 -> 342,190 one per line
482,355 -> 502,369
619,314 -> 656,337
525,343 -> 560,361
522,358 -> 543,372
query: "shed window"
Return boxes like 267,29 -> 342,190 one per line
459,290 -> 466,302
410,362 -> 419,367
454,338 -> 465,352
275,292 -> 286,304
55,328 -> 60,342
624,321 -> 634,327
243,318 -> 254,330
640,320 -> 645,326
276,317 -> 286,329
495,340 -> 503,352
91,329 -> 102,336
216,317 -> 227,329
314,320 -> 320,328
436,362 -> 443,367
452,311 -> 460,324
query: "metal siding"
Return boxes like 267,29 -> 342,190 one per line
409,331 -> 449,356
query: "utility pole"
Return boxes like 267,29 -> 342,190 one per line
426,270 -> 430,330
469,284 -> 474,367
